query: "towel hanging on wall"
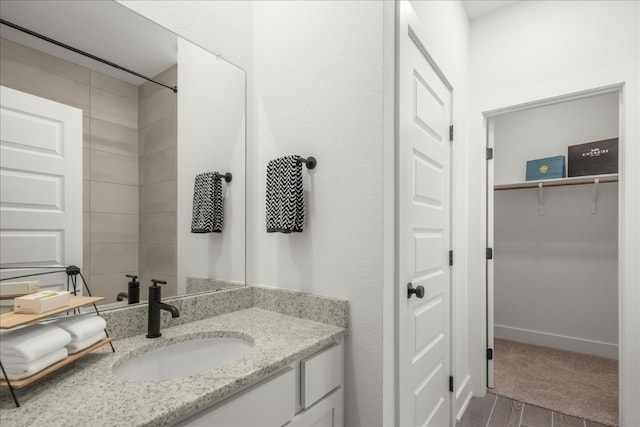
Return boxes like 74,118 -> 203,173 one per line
191,172 -> 224,233
266,155 -> 304,233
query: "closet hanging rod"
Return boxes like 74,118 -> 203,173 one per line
296,156 -> 317,169
0,19 -> 178,93
494,174 -> 618,191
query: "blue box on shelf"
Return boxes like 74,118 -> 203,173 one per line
525,155 -> 566,181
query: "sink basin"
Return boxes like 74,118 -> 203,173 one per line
113,337 -> 252,381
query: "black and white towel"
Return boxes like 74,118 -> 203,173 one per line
191,172 -> 223,233
266,155 -> 304,233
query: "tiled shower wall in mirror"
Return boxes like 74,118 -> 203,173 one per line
138,66 -> 177,298
0,38 -> 177,303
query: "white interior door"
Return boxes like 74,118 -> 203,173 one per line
0,86 -> 82,291
397,7 -> 453,427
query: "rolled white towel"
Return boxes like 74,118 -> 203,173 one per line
0,324 -> 71,363
3,347 -> 68,380
50,314 -> 106,343
66,331 -> 106,354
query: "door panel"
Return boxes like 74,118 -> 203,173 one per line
0,170 -> 63,209
398,9 -> 452,427
0,231 -> 63,265
414,234 -> 444,273
0,86 -> 82,291
414,156 -> 443,205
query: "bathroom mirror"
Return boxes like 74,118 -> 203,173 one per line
0,0 -> 246,306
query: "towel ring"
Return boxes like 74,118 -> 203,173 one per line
215,172 -> 232,183
296,156 -> 317,170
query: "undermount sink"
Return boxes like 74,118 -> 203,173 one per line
113,336 -> 253,381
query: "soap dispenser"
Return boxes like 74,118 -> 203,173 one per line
126,274 -> 140,304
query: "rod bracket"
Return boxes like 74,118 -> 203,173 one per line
296,156 -> 317,170
591,178 -> 599,214
537,182 -> 544,215
215,172 -> 232,183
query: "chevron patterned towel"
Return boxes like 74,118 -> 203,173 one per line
266,155 -> 304,233
191,172 -> 224,233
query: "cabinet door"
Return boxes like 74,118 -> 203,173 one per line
175,368 -> 295,427
301,343 -> 343,409
288,387 -> 343,427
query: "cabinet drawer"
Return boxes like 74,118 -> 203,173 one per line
301,342 -> 343,409
176,368 -> 295,426
288,387 -> 343,427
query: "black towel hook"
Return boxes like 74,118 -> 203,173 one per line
296,156 -> 317,170
214,172 -> 233,182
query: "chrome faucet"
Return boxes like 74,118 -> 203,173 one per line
146,279 -> 179,338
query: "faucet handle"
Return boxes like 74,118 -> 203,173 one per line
150,279 -> 167,286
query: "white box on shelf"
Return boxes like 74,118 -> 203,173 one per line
13,290 -> 71,314
0,280 -> 41,298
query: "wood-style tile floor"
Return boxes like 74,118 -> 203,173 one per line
457,392 -> 610,427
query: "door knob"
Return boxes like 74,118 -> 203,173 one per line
407,282 -> 425,299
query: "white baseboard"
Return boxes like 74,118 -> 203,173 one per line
494,324 -> 618,360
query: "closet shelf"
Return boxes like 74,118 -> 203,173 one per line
494,173 -> 618,191
0,337 -> 113,389
0,296 -> 104,329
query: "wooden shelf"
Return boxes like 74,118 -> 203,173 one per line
0,337 -> 113,389
494,173 -> 618,191
0,296 -> 104,329
0,287 -> 111,407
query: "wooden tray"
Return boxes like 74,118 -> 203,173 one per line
0,337 -> 113,388
0,296 -> 104,329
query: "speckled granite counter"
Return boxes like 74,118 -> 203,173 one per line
0,291 -> 348,427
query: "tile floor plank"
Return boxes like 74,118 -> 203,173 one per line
458,392 -> 612,427
554,411 -> 586,427
489,396 -> 523,427
521,403 -> 552,427
457,393 -> 497,427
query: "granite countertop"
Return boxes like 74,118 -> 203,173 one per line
0,307 -> 347,427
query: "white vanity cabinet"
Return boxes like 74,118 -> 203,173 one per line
174,340 -> 344,427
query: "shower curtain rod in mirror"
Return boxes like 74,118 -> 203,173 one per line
0,19 -> 178,93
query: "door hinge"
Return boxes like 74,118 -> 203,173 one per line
486,147 -> 494,160
449,376 -> 454,392
486,248 -> 493,260
449,125 -> 454,142
487,348 -> 494,360
449,250 -> 453,266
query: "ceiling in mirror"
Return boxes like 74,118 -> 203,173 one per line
0,0 -> 176,86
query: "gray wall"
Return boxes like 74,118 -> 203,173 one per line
139,66 -> 178,297
493,92 -> 619,358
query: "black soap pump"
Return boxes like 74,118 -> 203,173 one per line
126,274 -> 140,304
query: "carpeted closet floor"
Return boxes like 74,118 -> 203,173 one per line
491,339 -> 618,427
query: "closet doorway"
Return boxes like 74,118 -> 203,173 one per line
486,88 -> 620,427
